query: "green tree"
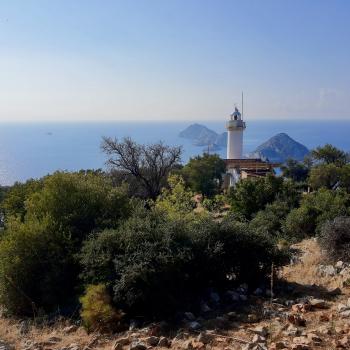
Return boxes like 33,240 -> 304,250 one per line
283,189 -> 350,239
250,200 -> 291,238
181,154 -> 226,197
0,171 -> 131,315
156,174 -> 196,220
308,163 -> 341,190
310,144 -> 349,166
228,175 -> 298,219
281,159 -> 309,182
0,217 -> 74,315
25,172 -> 130,243
1,180 -> 43,223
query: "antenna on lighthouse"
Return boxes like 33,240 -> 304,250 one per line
241,91 -> 244,120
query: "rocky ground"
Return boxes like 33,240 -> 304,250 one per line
2,239 -> 350,350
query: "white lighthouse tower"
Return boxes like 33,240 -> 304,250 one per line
226,98 -> 246,159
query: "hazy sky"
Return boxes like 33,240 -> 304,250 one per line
0,0 -> 349,121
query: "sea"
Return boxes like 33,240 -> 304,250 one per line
0,119 -> 349,186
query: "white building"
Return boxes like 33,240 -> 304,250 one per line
225,104 -> 278,187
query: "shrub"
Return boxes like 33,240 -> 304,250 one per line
80,208 -> 287,318
283,206 -> 320,241
25,172 -> 131,243
180,154 -> 226,197
319,217 -> 350,262
202,194 -> 226,212
283,189 -> 350,240
250,200 -> 291,238
80,284 -> 124,333
156,175 -> 196,219
0,218 -> 74,315
228,175 -> 300,219
0,171 -> 131,316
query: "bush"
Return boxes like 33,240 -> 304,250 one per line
0,171 -> 132,316
0,218 -> 74,315
228,175 -> 300,219
250,200 -> 291,239
319,217 -> 350,262
283,189 -> 350,240
202,194 -> 226,212
156,175 -> 196,219
80,284 -> 124,333
25,172 -> 131,243
180,154 -> 226,197
80,207 -> 287,318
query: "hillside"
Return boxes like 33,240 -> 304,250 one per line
249,133 -> 309,163
2,239 -> 350,350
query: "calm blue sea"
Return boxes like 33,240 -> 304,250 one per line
0,120 -> 349,186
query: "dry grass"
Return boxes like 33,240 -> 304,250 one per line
0,317 -> 110,349
282,238 -> 349,291
2,238 -> 350,350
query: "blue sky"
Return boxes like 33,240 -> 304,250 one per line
0,0 -> 349,121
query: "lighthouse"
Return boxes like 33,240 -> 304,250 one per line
224,96 -> 279,187
226,105 -> 246,159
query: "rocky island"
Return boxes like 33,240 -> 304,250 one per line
179,124 -> 309,162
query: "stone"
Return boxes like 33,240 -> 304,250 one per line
340,309 -> 350,318
252,334 -> 266,344
309,298 -> 327,309
283,325 -> 299,336
338,303 -> 349,312
145,336 -> 159,347
272,341 -> 288,349
197,332 -> 214,344
62,325 -> 79,334
112,342 -> 123,350
190,341 -> 205,350
319,313 -> 330,322
187,321 -> 201,331
182,340 -> 194,350
210,292 -> 220,303
317,325 -> 332,335
288,314 -> 306,327
329,287 -> 342,295
307,333 -> 322,342
291,303 -> 311,313
0,341 -> 12,350
318,264 -> 336,276
251,325 -> 268,337
339,336 -> 350,347
292,337 -> 311,345
47,337 -> 62,344
67,344 -> 80,350
184,312 -> 196,321
226,290 -> 240,302
291,345 -> 309,350
129,320 -> 139,331
130,341 -> 147,350
336,261 -> 345,269
158,337 -> 170,348
253,288 -> 263,296
116,338 -> 130,346
200,302 -> 211,313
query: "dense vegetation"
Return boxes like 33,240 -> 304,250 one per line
0,139 -> 349,331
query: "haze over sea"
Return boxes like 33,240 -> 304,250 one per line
0,119 -> 349,186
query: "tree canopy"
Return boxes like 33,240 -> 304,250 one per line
102,137 -> 182,200
181,154 -> 226,197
